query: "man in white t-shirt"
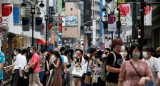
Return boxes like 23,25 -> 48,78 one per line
12,48 -> 26,86
143,45 -> 159,86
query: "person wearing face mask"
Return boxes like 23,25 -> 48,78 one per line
156,47 -> 160,85
105,38 -> 124,86
118,43 -> 153,86
120,47 -> 130,62
142,45 -> 159,86
105,48 -> 111,57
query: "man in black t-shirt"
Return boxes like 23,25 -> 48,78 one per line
106,38 -> 124,86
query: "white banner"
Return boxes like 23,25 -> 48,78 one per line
144,5 -> 152,26
119,4 -> 132,30
108,14 -> 117,31
92,20 -> 96,46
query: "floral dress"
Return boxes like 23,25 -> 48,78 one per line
119,60 -> 153,86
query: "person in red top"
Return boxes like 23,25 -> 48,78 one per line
25,47 -> 43,86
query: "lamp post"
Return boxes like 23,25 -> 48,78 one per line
45,15 -> 48,50
102,1 -> 121,38
21,1 -> 45,46
37,9 -> 56,50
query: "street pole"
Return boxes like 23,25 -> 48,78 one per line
45,15 -> 48,50
132,0 -> 137,44
140,0 -> 144,46
117,0 -> 121,38
31,7 -> 35,46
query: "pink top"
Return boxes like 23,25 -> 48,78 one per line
30,53 -> 40,72
119,60 -> 153,86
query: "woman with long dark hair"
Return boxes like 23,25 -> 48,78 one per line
49,51 -> 62,86
42,53 -> 50,86
118,43 -> 153,86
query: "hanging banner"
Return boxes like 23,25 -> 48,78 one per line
108,14 -> 117,31
1,3 -> 13,30
119,3 -> 132,30
144,5 -> 152,26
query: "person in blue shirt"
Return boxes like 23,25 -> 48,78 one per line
0,51 -> 5,85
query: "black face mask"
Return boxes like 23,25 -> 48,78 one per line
105,52 -> 108,55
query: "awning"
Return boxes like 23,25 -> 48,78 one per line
37,39 -> 49,45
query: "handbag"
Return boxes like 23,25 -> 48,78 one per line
84,60 -> 91,84
92,73 -> 98,83
29,63 -> 38,74
72,66 -> 83,77
84,74 -> 91,84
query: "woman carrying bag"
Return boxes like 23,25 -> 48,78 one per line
72,51 -> 84,86
118,43 -> 153,86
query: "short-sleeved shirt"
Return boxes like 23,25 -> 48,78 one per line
0,51 -> 5,81
119,60 -> 153,86
106,51 -> 123,83
14,54 -> 26,70
142,56 -> 159,83
60,55 -> 64,75
30,53 -> 40,72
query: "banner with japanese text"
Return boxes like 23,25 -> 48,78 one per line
119,3 -> 132,31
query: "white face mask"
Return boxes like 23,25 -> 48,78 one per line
143,52 -> 148,58
120,52 -> 127,57
132,52 -> 141,59
120,45 -> 125,52
14,51 -> 17,55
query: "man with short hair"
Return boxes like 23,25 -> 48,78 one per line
143,45 -> 159,86
12,48 -> 26,86
25,47 -> 43,86
106,38 -> 124,86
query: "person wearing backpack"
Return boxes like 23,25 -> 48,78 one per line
101,48 -> 111,82
105,38 -> 124,86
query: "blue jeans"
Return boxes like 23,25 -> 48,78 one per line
39,71 -> 45,83
145,81 -> 154,86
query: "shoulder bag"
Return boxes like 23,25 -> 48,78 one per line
130,61 -> 141,77
72,58 -> 84,77
29,63 -> 38,74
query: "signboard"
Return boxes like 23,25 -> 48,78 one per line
144,5 -> 152,26
13,7 -> 20,24
64,16 -> 78,26
119,3 -> 132,30
1,3 -> 13,29
108,14 -> 117,31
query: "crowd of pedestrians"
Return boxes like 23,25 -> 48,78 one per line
0,38 -> 159,86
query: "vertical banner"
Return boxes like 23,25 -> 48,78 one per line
22,17 -> 29,31
92,20 -> 96,46
59,0 -> 62,13
108,14 -> 117,31
59,15 -> 62,33
144,5 -> 152,26
100,0 -> 103,49
119,4 -> 132,31
35,17 -> 42,31
1,3 -> 13,29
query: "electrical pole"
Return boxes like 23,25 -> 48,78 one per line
132,0 -> 137,44
117,0 -> 121,38
140,0 -> 144,46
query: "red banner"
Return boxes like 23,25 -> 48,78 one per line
59,15 -> 62,33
